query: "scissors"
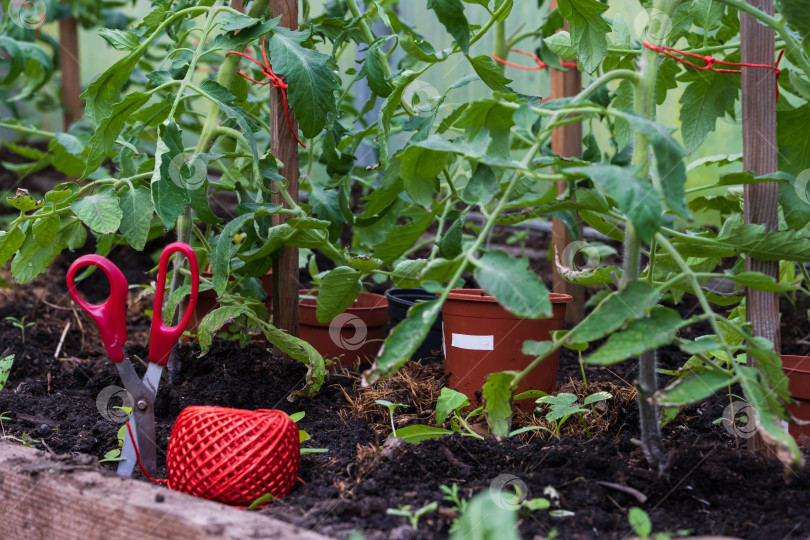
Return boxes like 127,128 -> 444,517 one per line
67,242 -> 199,478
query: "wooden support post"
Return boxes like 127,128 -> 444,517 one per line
58,14 -> 82,129
270,0 -> 300,345
741,0 -> 779,451
548,0 -> 585,323
232,0 -> 244,12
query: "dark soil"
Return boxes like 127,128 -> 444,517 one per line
0,249 -> 808,540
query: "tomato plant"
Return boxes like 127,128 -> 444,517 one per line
2,0 -> 810,472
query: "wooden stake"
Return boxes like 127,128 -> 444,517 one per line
232,0 -> 244,12
270,0 -> 300,346
741,0 -> 779,451
58,14 -> 82,129
549,0 -> 584,323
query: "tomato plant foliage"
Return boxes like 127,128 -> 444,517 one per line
1,0 -> 810,467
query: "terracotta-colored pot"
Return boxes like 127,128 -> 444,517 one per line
442,289 -> 572,408
299,290 -> 388,368
188,271 -> 273,342
782,355 -> 810,446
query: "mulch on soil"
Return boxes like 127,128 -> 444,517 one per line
0,247 -> 807,540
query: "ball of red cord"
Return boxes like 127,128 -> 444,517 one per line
166,406 -> 300,506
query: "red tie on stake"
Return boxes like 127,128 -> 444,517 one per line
491,48 -> 578,71
227,35 -> 307,148
642,41 -> 784,100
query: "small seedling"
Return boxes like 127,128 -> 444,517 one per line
440,483 -> 469,533
0,411 -> 10,437
5,316 -> 34,345
248,492 -> 275,510
439,483 -> 468,514
375,399 -> 408,438
535,391 -> 612,439
100,420 -> 129,463
628,507 -> 691,539
386,501 -> 438,530
0,354 -> 14,393
289,411 -> 329,455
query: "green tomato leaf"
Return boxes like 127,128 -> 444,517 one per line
428,0 -> 470,54
315,267 -> 362,323
567,281 -> 660,345
678,70 -> 737,153
483,370 -> 517,441
98,29 -> 140,51
544,31 -> 577,59
777,103 -> 810,177
474,251 -> 552,318
556,0 -> 610,73
268,28 -> 340,139
7,190 -> 43,213
654,367 -> 736,407
568,165 -> 662,244
85,92 -> 150,178
32,214 -> 60,247
363,39 -> 394,98
467,55 -> 513,94
211,213 -> 253,295
398,145 -> 446,207
117,186 -> 154,251
0,228 -> 25,266
456,99 -> 515,158
586,307 -> 689,365
70,187 -> 122,234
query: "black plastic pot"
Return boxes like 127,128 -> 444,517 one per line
385,288 -> 443,361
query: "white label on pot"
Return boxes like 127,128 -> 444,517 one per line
452,333 -> 494,351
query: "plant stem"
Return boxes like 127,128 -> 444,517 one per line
626,0 -> 677,475
165,0 -> 272,380
494,20 -> 508,72
346,0 -> 392,78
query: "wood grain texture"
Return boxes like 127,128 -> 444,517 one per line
548,0 -> 585,323
270,0 -> 300,343
59,15 -> 82,129
0,442 -> 331,540
741,0 -> 779,454
741,0 -> 780,356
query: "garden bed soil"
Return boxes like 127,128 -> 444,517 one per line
0,249 -> 807,539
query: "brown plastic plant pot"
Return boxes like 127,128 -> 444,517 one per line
781,355 -> 810,447
442,289 -> 573,410
187,271 -> 273,344
298,289 -> 388,368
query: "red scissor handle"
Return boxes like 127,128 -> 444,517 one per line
66,255 -> 129,363
149,242 -> 199,366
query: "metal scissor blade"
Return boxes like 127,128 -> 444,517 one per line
143,362 -> 163,399
114,359 -> 160,478
114,359 -> 141,477
117,416 -> 138,477
132,403 -> 157,477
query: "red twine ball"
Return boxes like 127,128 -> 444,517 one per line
166,406 -> 300,506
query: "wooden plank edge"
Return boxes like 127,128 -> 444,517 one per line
0,442 -> 332,540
